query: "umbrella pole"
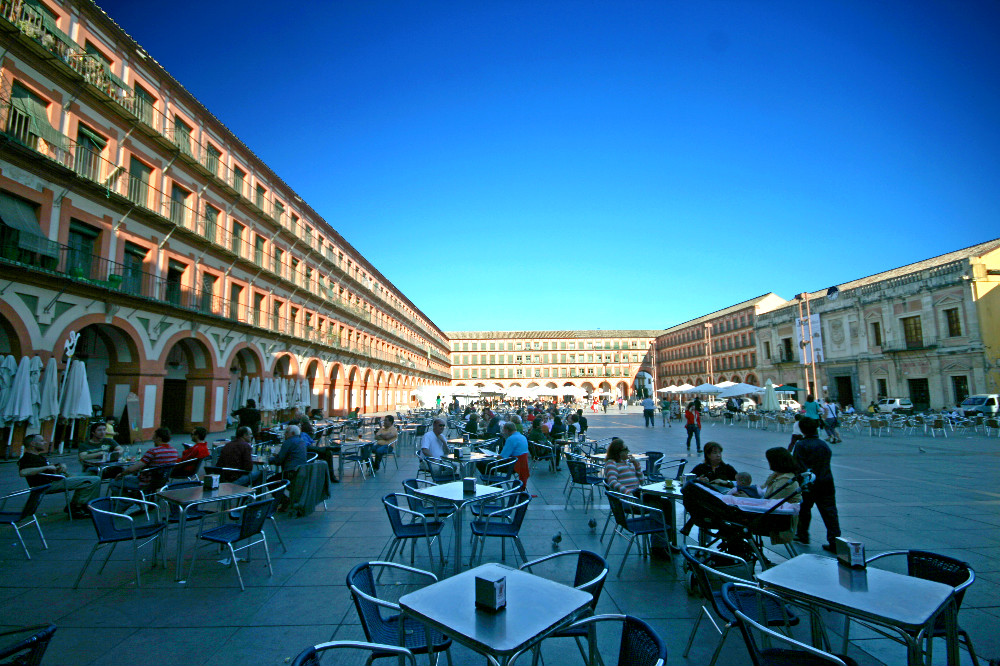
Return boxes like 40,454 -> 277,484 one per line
4,427 -> 11,459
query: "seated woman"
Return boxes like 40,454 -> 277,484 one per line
691,442 -> 737,488
603,437 -> 643,496
762,446 -> 802,544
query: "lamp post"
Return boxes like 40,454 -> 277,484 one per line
704,322 -> 714,384
795,294 -> 818,395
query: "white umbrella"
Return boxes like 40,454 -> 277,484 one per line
278,378 -> 289,410
240,376 -> 251,409
38,357 -> 60,423
289,378 -> 301,407
299,378 -> 311,408
3,356 -> 34,452
718,383 -> 761,398
26,356 -> 43,434
259,378 -> 273,411
248,377 -> 261,407
714,380 -> 737,389
559,386 -> 587,398
656,385 -> 678,393
687,382 -> 722,394
673,383 -> 695,393
761,379 -> 780,412
58,359 -> 92,454
0,354 -> 16,416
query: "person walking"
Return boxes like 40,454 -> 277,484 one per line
684,402 -> 702,453
602,397 -> 609,413
660,396 -> 672,427
641,395 -> 656,427
792,418 -> 842,553
822,398 -> 842,443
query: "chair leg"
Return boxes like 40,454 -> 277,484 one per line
74,543 -> 101,588
11,524 -> 30,559
188,536 -> 201,584
268,517 -> 288,553
513,536 -> 527,564
97,541 -> 118,574
229,543 -> 245,591
262,533 -> 273,578
132,538 -> 142,589
708,625 -> 732,666
599,511 -> 613,543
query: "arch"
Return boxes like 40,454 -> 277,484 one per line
581,382 -> 595,393
346,365 -> 362,413
545,382 -> 558,389
303,358 -> 324,411
160,334 -> 220,433
271,352 -> 298,378
731,375 -> 740,383
598,381 -> 612,391
745,373 -> 758,385
0,302 -> 31,357
222,342 -> 264,378
616,381 -> 629,399
527,382 -> 539,388
160,331 -> 219,374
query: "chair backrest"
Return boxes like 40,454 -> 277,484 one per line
427,458 -> 458,483
170,457 -> 202,479
237,498 -> 276,541
566,457 -> 593,484
382,493 -> 409,536
414,424 -> 427,437
13,485 -> 52,521
346,562 -> 387,637
906,550 -> 975,608
679,546 -> 754,616
485,457 -> 516,477
291,641 -> 416,666
144,462 -> 180,489
87,497 -> 127,538
721,583 -> 844,666
656,458 -> 687,480
643,451 -> 664,477
0,623 -> 57,666
506,492 -> 531,527
557,615 -> 666,666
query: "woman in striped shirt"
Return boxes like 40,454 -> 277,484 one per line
604,437 -> 643,496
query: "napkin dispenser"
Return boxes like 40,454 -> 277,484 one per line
834,537 -> 866,569
475,571 -> 507,612
203,474 -> 220,490
463,477 -> 476,494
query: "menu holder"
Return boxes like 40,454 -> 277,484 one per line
203,474 -> 220,490
475,571 -> 507,612
463,477 -> 476,494
835,537 -> 866,568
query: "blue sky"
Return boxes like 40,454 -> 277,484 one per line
98,0 -> 1000,332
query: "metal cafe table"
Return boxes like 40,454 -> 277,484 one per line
399,563 -> 593,666
411,480 -> 504,574
756,554 -> 959,666
448,450 -> 498,478
638,480 -> 684,547
157,482 -> 253,581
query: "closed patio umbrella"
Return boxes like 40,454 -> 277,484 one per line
26,356 -> 43,434
3,356 -> 34,453
0,354 -> 16,416
248,377 -> 261,407
240,376 -> 251,409
761,380 -> 780,412
38,357 -> 60,424
299,378 -> 311,409
58,359 -> 92,454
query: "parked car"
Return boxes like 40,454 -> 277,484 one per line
735,397 -> 757,412
961,394 -> 999,417
777,398 -> 802,412
876,398 -> 913,414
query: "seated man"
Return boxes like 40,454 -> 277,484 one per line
215,426 -> 259,486
179,426 -> 211,463
18,434 -> 100,518
269,424 -> 307,479
419,418 -> 450,459
112,427 -> 180,495
78,421 -> 123,475
372,414 -> 398,471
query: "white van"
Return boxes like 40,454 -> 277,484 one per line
961,394 -> 999,417
877,398 -> 913,414
777,398 -> 801,412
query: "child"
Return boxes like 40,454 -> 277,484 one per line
732,471 -> 761,498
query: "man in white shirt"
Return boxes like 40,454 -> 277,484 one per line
642,395 -> 656,427
419,418 -> 450,458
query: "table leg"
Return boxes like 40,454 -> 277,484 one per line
175,506 -> 187,581
452,505 -> 464,574
943,599 -> 959,666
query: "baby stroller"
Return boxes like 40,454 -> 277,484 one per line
680,481 -> 797,572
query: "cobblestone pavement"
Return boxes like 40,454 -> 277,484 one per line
1,408 -> 997,665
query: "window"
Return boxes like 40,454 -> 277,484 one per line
233,166 -> 246,196
870,321 -> 882,347
901,316 -> 923,349
200,272 -> 217,313
169,183 -> 189,225
254,236 -> 265,265
781,338 -> 793,361
876,378 -> 888,399
255,184 -> 266,210
945,308 -> 962,337
133,84 -> 155,127
203,204 -> 219,243
127,156 -> 152,207
165,260 -> 185,306
951,376 -> 969,405
273,248 -> 283,276
121,242 -> 146,295
172,116 -> 193,156
67,220 -> 98,279
273,200 -> 285,224
229,283 -> 242,320
74,124 -> 106,181
205,144 -> 221,177
231,221 -> 244,256
764,340 -> 771,360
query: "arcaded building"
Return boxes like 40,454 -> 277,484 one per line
653,294 -> 786,389
0,0 -> 450,447
446,330 -> 660,399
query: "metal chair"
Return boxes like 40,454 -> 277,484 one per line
642,451 -> 664,481
843,550 -> 980,665
188,497 -> 276,591
426,457 -> 460,484
0,623 -> 57,666
565,455 -> 603,509
469,480 -> 523,520
74,496 -> 167,589
246,478 -> 289,553
0,485 -> 51,559
32,472 -> 74,520
469,491 -> 530,566
383,493 -> 446,565
603,491 -> 670,576
516,614 -> 666,666
721,582 -> 856,666
343,442 -> 375,478
401,478 -> 455,522
655,457 -> 687,481
291,640 -> 417,666
347,561 -> 453,665
528,438 -> 557,472
479,456 -> 516,485
518,550 -> 609,665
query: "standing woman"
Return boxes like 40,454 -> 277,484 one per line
603,437 -> 643,496
684,402 -> 702,453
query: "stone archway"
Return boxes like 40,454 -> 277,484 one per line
160,333 -> 220,434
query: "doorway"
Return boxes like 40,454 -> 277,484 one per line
907,378 -> 930,412
161,379 -> 187,433
834,376 -> 854,409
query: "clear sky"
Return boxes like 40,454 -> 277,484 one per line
97,0 -> 1000,333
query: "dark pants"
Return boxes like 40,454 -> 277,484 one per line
373,443 -> 393,470
797,482 -> 841,545
643,409 -> 655,427
685,425 -> 701,451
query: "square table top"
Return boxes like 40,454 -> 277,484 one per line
640,480 -> 684,497
399,563 -> 592,657
413,480 -> 504,504
158,483 -> 251,506
756,554 -> 955,631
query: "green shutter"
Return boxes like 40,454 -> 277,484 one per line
9,84 -> 67,151
77,125 -> 107,149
